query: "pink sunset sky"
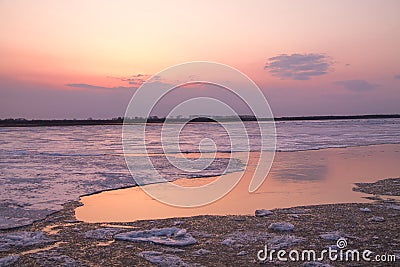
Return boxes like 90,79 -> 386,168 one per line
0,0 -> 399,119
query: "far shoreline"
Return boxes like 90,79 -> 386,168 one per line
1,114 -> 399,127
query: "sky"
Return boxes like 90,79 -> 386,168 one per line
0,0 -> 399,119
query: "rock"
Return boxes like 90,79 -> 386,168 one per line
319,231 -> 342,241
368,216 -> 385,222
360,207 -> 371,212
138,251 -> 189,267
255,209 -> 273,217
0,231 -> 54,252
192,249 -> 210,256
302,261 -> 332,267
268,222 -> 294,232
84,228 -> 123,240
114,227 -> 196,246
0,255 -> 19,266
237,251 -> 247,256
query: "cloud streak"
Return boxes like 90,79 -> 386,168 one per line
264,53 -> 332,80
334,80 -> 378,91
65,83 -> 134,90
111,74 -> 162,87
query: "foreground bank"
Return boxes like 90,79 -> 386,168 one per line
0,178 -> 399,266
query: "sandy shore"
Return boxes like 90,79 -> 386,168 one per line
0,177 -> 399,266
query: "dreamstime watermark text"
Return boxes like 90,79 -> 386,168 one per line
257,238 -> 397,263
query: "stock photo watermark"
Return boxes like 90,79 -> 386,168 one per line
257,238 -> 397,263
122,61 -> 276,207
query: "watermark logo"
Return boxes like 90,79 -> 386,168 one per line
257,238 -> 397,263
336,237 -> 347,249
122,61 -> 276,207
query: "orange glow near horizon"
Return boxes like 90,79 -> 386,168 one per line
1,0 -> 399,118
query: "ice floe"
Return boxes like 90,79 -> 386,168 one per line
138,251 -> 189,267
84,228 -> 124,240
114,227 -> 196,246
319,231 -> 342,241
368,216 -> 385,222
221,231 -> 302,250
360,207 -> 371,212
268,222 -> 294,231
301,261 -> 332,267
255,209 -> 273,217
192,249 -> 210,256
30,251 -> 78,267
0,231 -> 54,252
0,255 -> 19,266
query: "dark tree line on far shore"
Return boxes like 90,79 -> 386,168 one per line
0,114 -> 399,127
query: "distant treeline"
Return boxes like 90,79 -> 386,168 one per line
0,114 -> 399,127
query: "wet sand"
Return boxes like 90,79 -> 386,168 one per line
76,144 -> 400,222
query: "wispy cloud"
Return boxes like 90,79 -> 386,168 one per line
108,74 -> 162,87
334,80 -> 378,91
394,74 -> 400,80
264,53 -> 332,80
65,83 -> 134,90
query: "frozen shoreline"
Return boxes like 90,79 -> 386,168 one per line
0,177 -> 399,266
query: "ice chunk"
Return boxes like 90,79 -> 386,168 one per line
0,231 -> 54,252
255,209 -> 273,217
138,251 -> 189,266
114,227 -> 196,246
268,222 -> 294,231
